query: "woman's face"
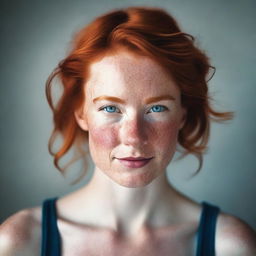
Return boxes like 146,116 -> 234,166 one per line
76,50 -> 186,188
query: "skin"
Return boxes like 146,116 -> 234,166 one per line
0,50 -> 256,256
76,50 -> 186,189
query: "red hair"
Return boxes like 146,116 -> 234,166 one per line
46,6 -> 233,181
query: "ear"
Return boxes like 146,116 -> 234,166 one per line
74,108 -> 88,131
179,107 -> 187,130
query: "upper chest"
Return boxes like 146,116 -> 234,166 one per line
58,220 -> 198,256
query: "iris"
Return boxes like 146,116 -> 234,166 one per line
103,106 -> 118,113
150,105 -> 167,113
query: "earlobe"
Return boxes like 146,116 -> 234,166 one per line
74,109 -> 88,131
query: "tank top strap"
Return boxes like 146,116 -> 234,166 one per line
41,197 -> 61,256
196,201 -> 220,256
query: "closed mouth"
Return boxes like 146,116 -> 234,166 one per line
116,156 -> 153,168
117,157 -> 153,161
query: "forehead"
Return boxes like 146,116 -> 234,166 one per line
85,51 -> 179,96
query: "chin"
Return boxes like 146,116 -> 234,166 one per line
113,172 -> 157,188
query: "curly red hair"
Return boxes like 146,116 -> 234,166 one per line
46,6 -> 233,182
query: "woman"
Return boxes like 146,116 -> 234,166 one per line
1,6 -> 255,256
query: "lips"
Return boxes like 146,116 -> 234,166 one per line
116,156 -> 153,168
119,157 -> 152,161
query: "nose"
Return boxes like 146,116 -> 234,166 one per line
120,114 -> 148,147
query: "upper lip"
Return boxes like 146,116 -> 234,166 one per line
117,157 -> 153,161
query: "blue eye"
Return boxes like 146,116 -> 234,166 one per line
150,105 -> 167,113
101,105 -> 120,113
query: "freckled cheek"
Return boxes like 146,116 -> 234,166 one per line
150,121 -> 180,150
88,125 -> 119,149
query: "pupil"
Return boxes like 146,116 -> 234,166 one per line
154,106 -> 161,112
108,106 -> 115,112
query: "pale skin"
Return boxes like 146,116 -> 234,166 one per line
1,51 -> 256,255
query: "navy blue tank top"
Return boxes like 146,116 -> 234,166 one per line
41,198 -> 220,256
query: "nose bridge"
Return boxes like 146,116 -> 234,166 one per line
120,113 -> 148,146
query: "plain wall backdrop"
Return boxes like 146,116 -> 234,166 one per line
1,0 -> 255,230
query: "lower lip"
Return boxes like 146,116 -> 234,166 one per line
117,158 -> 152,168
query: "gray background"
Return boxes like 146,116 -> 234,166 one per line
1,0 -> 255,230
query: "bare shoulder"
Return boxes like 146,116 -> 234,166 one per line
216,211 -> 256,256
0,207 -> 42,256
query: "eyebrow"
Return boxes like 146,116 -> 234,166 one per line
145,95 -> 175,104
93,96 -> 126,104
92,95 -> 175,104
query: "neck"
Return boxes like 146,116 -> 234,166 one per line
80,167 -> 180,237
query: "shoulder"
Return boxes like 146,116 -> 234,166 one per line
215,212 -> 256,256
0,207 -> 42,256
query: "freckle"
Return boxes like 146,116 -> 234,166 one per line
90,127 -> 117,148
152,121 -> 179,144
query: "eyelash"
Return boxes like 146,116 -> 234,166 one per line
99,105 -> 121,113
98,105 -> 168,113
148,105 -> 168,113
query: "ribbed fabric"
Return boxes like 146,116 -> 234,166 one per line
41,197 -> 61,256
196,201 -> 220,256
41,198 -> 219,256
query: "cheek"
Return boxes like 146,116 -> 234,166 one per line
152,121 -> 180,150
89,125 -> 118,150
